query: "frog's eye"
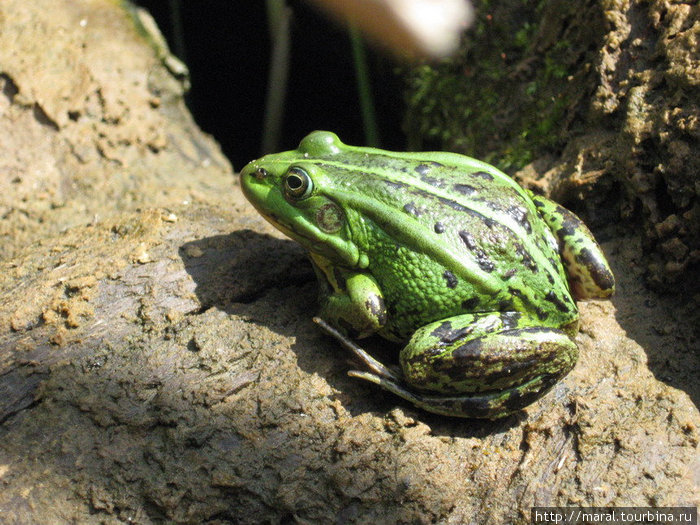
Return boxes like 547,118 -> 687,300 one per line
284,167 -> 313,199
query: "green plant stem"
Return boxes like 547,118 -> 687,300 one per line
168,0 -> 186,61
349,25 -> 379,147
262,0 -> 292,154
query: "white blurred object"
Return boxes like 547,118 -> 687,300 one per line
306,0 -> 473,58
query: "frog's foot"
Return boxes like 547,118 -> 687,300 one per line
313,317 -> 401,382
346,370 -> 562,419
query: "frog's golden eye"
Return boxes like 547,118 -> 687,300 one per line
284,167 -> 313,199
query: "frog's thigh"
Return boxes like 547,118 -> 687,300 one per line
317,272 -> 387,338
401,312 -> 578,395
531,194 -> 615,299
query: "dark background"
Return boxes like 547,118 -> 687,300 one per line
134,0 -> 406,169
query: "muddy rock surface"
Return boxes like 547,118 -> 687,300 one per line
0,1 -> 698,524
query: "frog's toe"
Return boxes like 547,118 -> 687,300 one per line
314,317 -> 401,381
346,370 -> 432,410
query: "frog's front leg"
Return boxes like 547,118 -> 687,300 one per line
354,312 -> 577,419
309,254 -> 387,339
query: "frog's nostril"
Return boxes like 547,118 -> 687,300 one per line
254,167 -> 268,180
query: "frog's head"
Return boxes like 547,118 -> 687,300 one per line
240,131 -> 368,269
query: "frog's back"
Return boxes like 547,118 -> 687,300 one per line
310,149 -> 578,338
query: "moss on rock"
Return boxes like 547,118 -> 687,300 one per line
404,0 -> 700,288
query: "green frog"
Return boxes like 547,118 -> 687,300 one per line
239,131 -> 614,418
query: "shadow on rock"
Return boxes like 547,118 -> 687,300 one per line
180,230 -> 524,436
606,237 -> 700,410
179,229 -> 314,316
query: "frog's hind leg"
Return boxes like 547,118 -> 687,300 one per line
316,312 -> 578,419
530,193 -> 615,299
352,368 -> 566,420
396,313 -> 579,418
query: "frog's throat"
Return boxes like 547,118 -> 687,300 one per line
331,189 -> 504,295
265,210 -> 364,268
242,176 -> 364,268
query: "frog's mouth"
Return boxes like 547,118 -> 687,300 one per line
239,172 -> 300,240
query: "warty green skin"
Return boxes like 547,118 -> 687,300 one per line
240,131 -> 615,418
